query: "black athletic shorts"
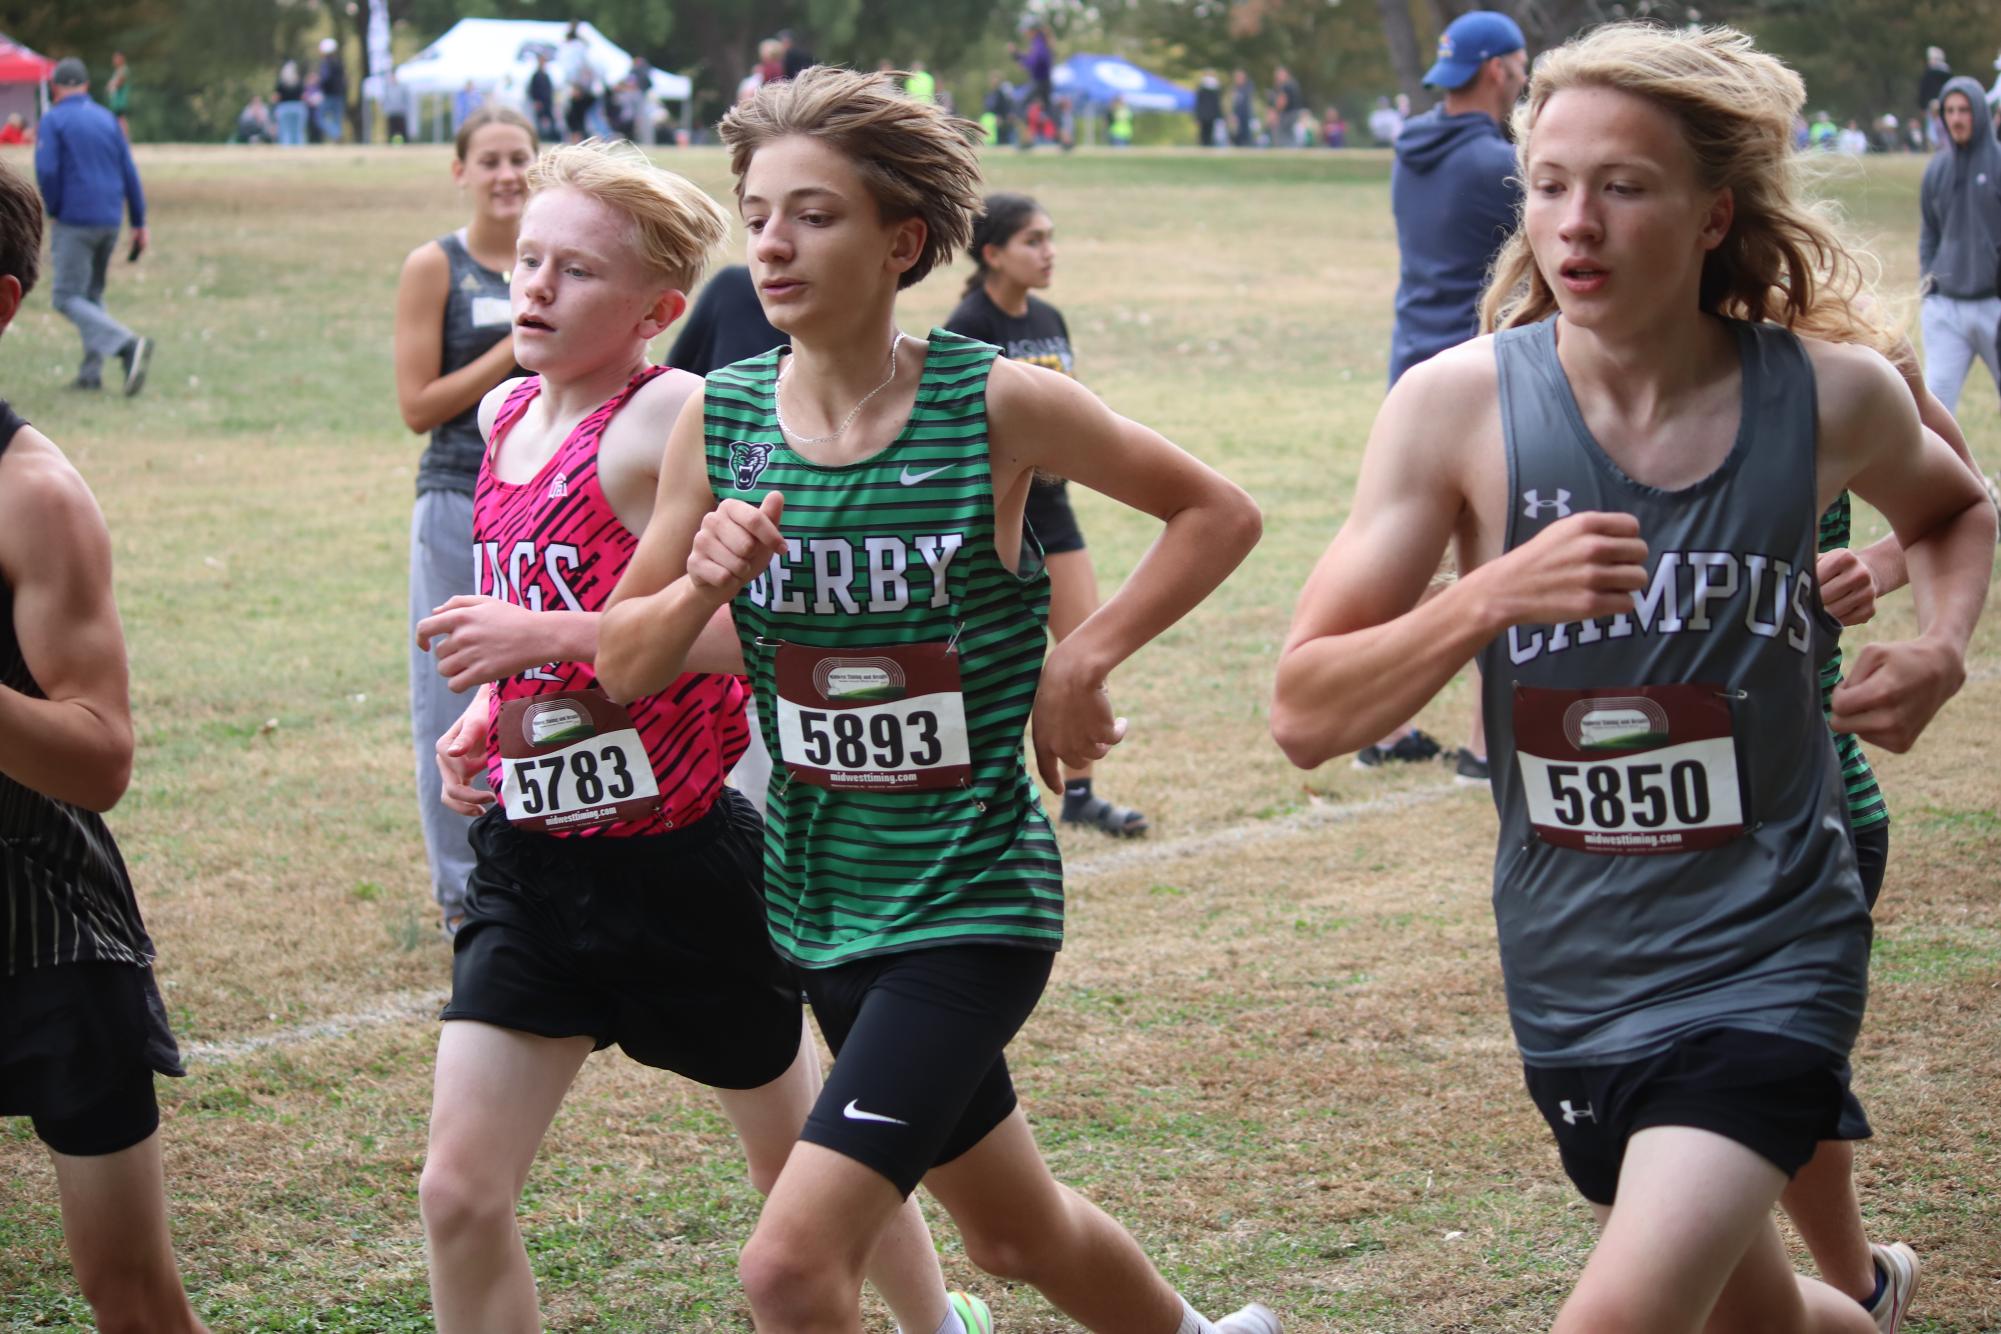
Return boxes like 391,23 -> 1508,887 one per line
799,944 -> 1054,1197
442,790 -> 802,1090
1523,1027 -> 1852,1206
1023,476 -> 1086,556
1851,819 -> 1890,912
0,962 -> 183,1156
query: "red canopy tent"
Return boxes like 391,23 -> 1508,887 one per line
0,36 -> 54,136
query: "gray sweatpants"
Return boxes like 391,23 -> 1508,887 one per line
49,221 -> 136,384
409,488 -> 477,922
1920,291 -> 2001,415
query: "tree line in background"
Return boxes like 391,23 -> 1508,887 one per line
10,0 -> 2001,144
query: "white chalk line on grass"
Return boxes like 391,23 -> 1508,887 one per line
180,654 -> 2001,1066
183,783 -> 1473,1066
182,988 -> 448,1063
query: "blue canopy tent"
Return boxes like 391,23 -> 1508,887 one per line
1050,53 -> 1194,116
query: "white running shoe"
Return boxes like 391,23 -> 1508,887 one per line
1867,1241 -> 1919,1333
1216,1304 -> 1282,1334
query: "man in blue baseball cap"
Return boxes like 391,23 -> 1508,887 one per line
1361,10 -> 1526,784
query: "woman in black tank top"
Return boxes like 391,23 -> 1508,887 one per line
392,106 -> 536,932
944,193 -> 1148,838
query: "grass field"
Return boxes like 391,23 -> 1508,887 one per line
0,143 -> 1997,1332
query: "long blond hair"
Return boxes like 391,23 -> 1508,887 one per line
1480,24 -> 1897,356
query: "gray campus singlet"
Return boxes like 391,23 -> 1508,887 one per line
1475,317 -> 1869,1068
417,232 -> 516,497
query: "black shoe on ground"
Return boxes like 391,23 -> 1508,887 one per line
67,376 -> 103,391
1451,747 -> 1491,786
120,336 -> 153,397
1060,790 -> 1149,837
1352,728 -> 1442,770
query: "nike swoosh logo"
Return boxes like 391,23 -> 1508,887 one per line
899,464 -> 954,486
842,1099 -> 910,1126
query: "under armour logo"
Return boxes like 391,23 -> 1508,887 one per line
729,442 -> 775,490
1523,488 -> 1572,519
548,472 -> 569,499
1559,1098 -> 1596,1125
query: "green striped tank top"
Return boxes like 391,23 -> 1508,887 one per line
1818,493 -> 1887,830
703,330 -> 1064,967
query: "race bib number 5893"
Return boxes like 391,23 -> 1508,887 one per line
773,642 -> 972,792
1512,682 -> 1746,855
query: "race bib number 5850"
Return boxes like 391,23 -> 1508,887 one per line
773,642 -> 972,792
1513,682 -> 1746,855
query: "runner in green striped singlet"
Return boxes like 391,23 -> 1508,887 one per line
1781,342 -> 1989,1327
600,66 -> 1275,1334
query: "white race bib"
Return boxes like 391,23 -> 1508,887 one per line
772,643 -> 972,792
496,691 -> 661,832
1512,683 -> 1746,855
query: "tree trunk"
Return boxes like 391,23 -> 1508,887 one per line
1376,0 -> 1431,109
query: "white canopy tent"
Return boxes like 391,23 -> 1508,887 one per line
390,18 -> 690,141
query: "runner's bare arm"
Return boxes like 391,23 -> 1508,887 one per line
985,357 -> 1263,784
1847,367 -> 1986,603
598,388 -> 754,701
393,242 -> 520,434
0,432 -> 135,811
1812,342 -> 1995,752
1271,358 -> 1650,768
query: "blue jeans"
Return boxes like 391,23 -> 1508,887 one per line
49,221 -> 135,384
317,99 -> 344,143
275,100 -> 306,145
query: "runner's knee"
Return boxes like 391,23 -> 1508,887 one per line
418,1154 -> 514,1243
738,1224 -> 859,1321
957,1187 -> 1077,1284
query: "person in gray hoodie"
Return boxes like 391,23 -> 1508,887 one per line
1918,75 -> 2001,416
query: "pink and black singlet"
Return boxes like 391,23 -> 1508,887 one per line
475,369 -> 748,837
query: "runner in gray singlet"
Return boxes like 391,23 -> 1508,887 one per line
1272,23 -> 1993,1334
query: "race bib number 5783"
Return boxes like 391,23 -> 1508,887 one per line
1513,682 -> 1746,855
495,689 -> 661,832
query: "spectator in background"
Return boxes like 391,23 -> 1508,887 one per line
1194,72 -> 1222,147
1107,95 -> 1133,147
1011,21 -> 1054,125
106,52 -> 130,140
1229,69 -> 1257,146
316,38 -> 347,144
756,38 -> 785,87
1919,45 -> 1952,148
34,59 -> 153,395
1270,65 -> 1304,145
452,80 -> 483,133
381,71 -> 412,144
1367,94 -> 1403,144
274,59 -> 307,146
904,60 -> 936,104
235,95 -> 275,144
560,22 -> 599,143
1918,76 -> 2001,418
1809,108 -> 1838,148
1837,118 -> 1869,155
0,114 -> 30,146
779,29 -> 814,80
984,73 -> 1016,146
526,53 -> 557,142
1322,106 -> 1346,147
1876,111 -> 1902,151
1376,9 -> 1527,780
627,56 -> 660,145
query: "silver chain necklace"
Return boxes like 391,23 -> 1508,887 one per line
774,330 -> 906,446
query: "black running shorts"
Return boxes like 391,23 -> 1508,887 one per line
799,945 -> 1054,1197
1523,1027 -> 1851,1206
1023,477 -> 1086,556
0,962 -> 182,1156
442,790 -> 802,1090
1851,819 -> 1890,912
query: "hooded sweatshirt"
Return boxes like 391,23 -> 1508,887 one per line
1919,76 -> 2001,299
1389,107 -> 1521,383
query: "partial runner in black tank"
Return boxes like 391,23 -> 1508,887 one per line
392,105 -> 537,935
945,193 -> 1147,837
0,161 -> 208,1332
1273,23 -> 1993,1334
